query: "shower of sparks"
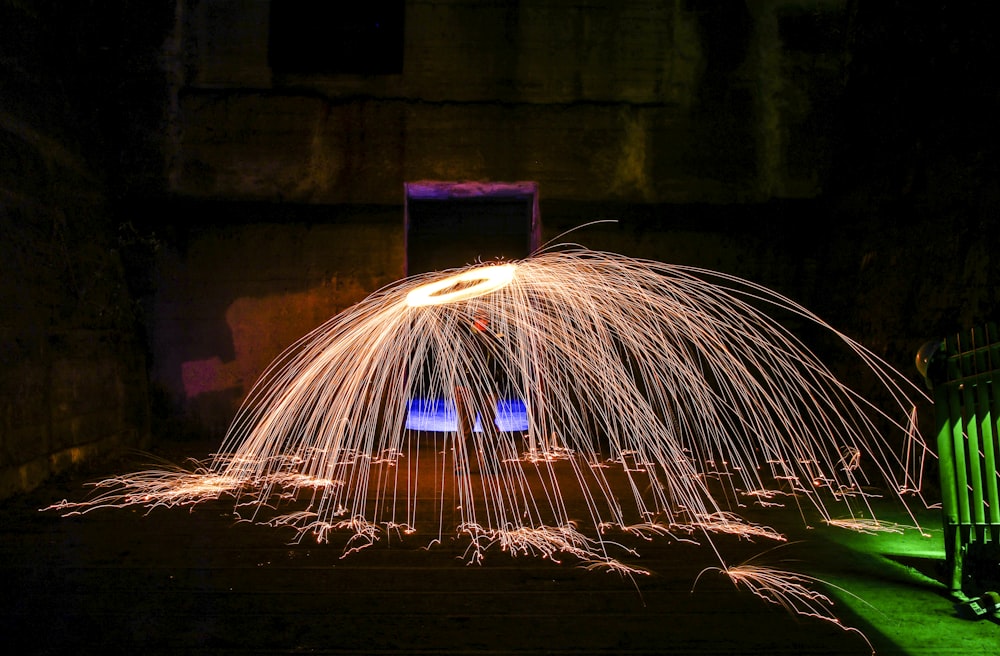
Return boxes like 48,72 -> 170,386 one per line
56,465 -> 243,513
695,563 -> 876,655
46,248 -> 933,632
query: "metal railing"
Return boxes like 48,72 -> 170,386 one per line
918,322 -> 1000,595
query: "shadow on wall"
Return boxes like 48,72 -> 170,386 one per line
148,215 -> 404,442
161,278 -> 381,440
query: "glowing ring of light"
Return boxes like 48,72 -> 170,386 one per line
406,264 -> 517,307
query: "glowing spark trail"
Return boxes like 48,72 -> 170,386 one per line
47,248 -> 931,632
694,563 -> 876,655
405,263 -> 516,306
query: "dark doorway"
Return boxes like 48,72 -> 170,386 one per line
404,181 -> 541,276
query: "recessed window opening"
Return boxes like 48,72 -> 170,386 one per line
404,181 -> 541,276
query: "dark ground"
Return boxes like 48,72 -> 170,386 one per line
3,438 -> 997,656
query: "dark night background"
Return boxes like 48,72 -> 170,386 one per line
1,0 -> 997,496
3,3 -> 1000,655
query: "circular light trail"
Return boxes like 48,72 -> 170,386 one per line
405,263 -> 516,307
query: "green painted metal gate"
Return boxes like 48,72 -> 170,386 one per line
918,322 -> 1000,595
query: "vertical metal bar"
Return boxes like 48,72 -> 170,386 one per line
947,334 -> 972,527
936,381 -> 960,528
933,334 -> 962,594
964,329 -> 985,526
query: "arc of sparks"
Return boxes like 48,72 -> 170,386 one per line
46,247 -> 933,636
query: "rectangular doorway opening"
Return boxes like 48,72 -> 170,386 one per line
404,181 -> 541,276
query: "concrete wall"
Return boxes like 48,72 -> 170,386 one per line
144,0 -> 859,434
144,203 -> 403,438
135,0 -> 999,439
169,0 -> 846,204
3,0 -> 996,471
0,2 -> 158,497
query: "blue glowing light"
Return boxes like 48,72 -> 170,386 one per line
405,398 -> 529,432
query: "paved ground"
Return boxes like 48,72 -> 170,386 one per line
3,438 -> 997,655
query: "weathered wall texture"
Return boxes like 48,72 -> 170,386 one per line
138,0 -> 998,438
170,0 -> 844,204
0,3 -> 157,497
146,206 -> 403,438
3,0 -> 996,471
146,0 -> 860,433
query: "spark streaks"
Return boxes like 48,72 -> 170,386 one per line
46,248 -> 932,637
695,563 -> 876,655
